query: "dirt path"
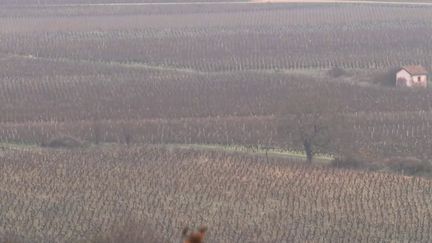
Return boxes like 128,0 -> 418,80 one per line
253,0 -> 432,5
160,143 -> 333,164
25,0 -> 432,7
0,141 -> 333,163
3,52 -> 204,74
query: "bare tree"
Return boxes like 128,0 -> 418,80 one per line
122,126 -> 133,146
277,93 -> 351,164
92,120 -> 102,145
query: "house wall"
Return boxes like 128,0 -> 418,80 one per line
412,75 -> 427,87
396,69 -> 412,87
396,70 -> 428,87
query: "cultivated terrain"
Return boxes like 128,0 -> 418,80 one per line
1,1 -> 432,242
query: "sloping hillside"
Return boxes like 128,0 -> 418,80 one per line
1,146 -> 431,242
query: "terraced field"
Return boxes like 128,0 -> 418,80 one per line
2,2 -> 432,242
1,146 -> 432,242
1,4 -> 432,70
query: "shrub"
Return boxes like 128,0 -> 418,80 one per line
331,157 -> 364,169
382,157 -> 432,175
182,226 -> 207,243
372,67 -> 400,86
327,66 -> 348,78
42,136 -> 83,148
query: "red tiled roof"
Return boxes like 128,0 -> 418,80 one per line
402,65 -> 428,75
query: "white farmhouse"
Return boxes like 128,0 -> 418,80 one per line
396,65 -> 428,88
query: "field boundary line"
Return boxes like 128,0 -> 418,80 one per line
0,141 -> 333,163
159,143 -> 334,163
8,53 -> 205,74
8,0 -> 432,7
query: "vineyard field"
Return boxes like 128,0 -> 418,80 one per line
1,146 -> 432,242
1,4 -> 432,71
2,67 -> 432,159
2,2 -> 432,242
2,2 -> 432,161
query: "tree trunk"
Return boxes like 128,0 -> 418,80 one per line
303,140 -> 313,164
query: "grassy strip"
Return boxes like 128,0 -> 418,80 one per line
0,141 -> 334,162
0,142 -> 39,150
163,143 -> 334,162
